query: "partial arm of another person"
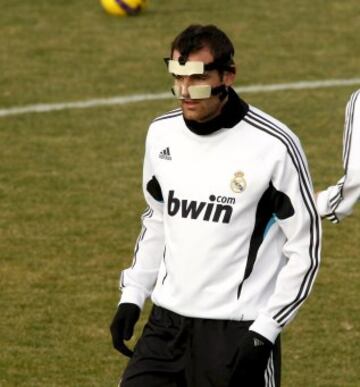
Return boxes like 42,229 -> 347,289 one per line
316,90 -> 360,223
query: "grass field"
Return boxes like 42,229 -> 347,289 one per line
1,1 -> 360,386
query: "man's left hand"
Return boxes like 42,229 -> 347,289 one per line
229,330 -> 273,385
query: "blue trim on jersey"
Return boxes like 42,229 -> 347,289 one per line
264,214 -> 277,237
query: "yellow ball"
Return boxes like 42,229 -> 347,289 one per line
100,0 -> 147,17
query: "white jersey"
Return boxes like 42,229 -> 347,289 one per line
120,92 -> 321,343
316,89 -> 360,223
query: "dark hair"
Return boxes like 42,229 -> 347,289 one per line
170,24 -> 235,68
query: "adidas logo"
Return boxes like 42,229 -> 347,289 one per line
159,147 -> 172,160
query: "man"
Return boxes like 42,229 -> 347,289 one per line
110,24 -> 321,387
316,89 -> 360,222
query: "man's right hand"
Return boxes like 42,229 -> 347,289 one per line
110,303 -> 141,357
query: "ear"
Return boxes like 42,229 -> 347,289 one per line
223,68 -> 236,86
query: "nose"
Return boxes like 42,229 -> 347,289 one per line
176,77 -> 192,98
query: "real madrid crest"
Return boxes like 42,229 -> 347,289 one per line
231,171 -> 247,193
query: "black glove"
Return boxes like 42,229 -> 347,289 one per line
229,330 -> 273,386
110,303 -> 140,357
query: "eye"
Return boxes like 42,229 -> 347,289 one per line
191,74 -> 209,81
172,74 -> 184,81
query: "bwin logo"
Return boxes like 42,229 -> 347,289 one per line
167,190 -> 235,224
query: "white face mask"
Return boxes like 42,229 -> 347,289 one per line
171,84 -> 212,99
167,59 -> 220,99
167,60 -> 205,76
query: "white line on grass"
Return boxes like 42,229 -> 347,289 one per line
1,77 -> 360,118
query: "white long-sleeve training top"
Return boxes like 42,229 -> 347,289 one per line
119,90 -> 321,343
316,89 -> 360,223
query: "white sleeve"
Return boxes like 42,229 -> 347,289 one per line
316,89 -> 360,223
250,136 -> 321,343
119,130 -> 165,309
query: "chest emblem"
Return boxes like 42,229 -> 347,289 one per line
231,171 -> 247,193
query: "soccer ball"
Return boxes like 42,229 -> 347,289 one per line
100,0 -> 147,16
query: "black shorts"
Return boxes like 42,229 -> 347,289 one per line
120,305 -> 281,387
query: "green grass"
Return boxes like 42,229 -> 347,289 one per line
1,1 -> 360,386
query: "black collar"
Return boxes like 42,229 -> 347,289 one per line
184,87 -> 249,135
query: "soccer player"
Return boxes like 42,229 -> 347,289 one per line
110,24 -> 321,387
316,89 -> 360,222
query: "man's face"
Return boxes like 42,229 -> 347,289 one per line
171,47 -> 235,123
